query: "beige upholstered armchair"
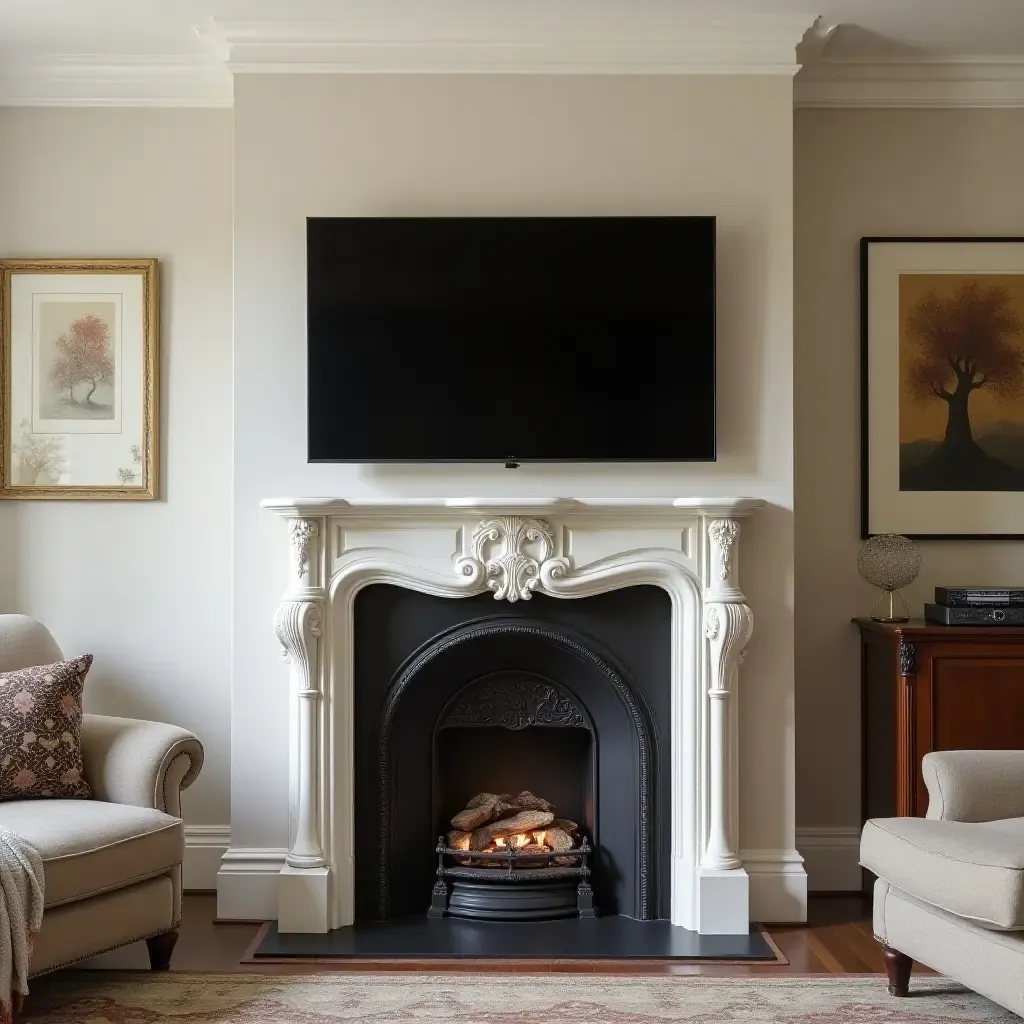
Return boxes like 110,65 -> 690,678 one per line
0,615 -> 203,975
862,750 -> 1024,1017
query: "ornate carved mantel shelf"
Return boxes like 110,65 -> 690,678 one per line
263,496 -> 763,935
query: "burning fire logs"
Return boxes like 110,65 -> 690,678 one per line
450,802 -> 497,831
449,791 -> 581,863
469,810 -> 554,851
544,827 -> 574,853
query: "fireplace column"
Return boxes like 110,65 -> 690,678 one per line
273,515 -> 331,933
698,517 -> 754,934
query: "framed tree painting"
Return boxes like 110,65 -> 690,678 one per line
0,259 -> 158,499
862,238 -> 1024,538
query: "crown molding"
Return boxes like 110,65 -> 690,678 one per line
795,56 -> 1024,109
0,53 -> 232,108
6,21 -> 1021,108
200,14 -> 816,76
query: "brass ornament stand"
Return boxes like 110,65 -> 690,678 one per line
870,587 -> 911,624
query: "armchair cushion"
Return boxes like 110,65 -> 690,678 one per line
0,800 -> 182,909
0,655 -> 93,801
862,816 -> 1024,930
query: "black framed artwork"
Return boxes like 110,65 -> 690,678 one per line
861,237 -> 1024,539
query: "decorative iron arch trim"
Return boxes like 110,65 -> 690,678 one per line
436,669 -> 592,732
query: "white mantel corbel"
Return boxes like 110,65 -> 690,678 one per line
264,497 -> 764,935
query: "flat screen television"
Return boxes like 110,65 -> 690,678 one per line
307,216 -> 715,463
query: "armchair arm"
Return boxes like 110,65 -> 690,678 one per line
923,750 -> 1024,822
80,714 -> 203,817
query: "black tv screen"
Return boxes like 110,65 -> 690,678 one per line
307,216 -> 715,463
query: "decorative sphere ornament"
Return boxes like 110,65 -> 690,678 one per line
857,534 -> 921,623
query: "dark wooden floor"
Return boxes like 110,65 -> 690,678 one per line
78,894 -> 927,976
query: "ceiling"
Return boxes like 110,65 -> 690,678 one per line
0,0 -> 1022,106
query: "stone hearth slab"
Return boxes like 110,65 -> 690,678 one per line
252,916 -> 776,961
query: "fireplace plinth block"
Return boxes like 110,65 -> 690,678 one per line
278,865 -> 331,934
695,866 -> 750,936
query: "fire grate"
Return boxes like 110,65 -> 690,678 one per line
428,834 -> 596,921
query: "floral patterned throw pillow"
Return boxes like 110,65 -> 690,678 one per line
0,655 -> 93,801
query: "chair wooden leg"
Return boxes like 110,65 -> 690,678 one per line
882,945 -> 913,997
146,929 -> 179,971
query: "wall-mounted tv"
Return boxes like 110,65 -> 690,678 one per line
307,216 -> 715,463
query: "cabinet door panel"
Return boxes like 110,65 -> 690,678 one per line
931,656 -> 1024,751
913,652 -> 1024,814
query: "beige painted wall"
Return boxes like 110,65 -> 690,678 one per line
0,109 -> 233,829
794,109 -> 1024,833
230,75 -> 798,916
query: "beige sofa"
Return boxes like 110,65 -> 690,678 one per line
0,614 -> 203,975
861,749 -> 1024,1016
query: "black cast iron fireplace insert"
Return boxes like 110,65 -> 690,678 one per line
354,586 -> 673,924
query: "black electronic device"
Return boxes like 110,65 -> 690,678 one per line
306,216 -> 716,464
925,602 -> 1024,625
934,587 -> 1024,607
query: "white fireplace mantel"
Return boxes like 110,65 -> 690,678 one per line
263,496 -> 763,935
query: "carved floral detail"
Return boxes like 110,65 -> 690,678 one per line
288,519 -> 318,579
708,519 -> 740,581
704,606 -> 721,641
471,517 -> 555,602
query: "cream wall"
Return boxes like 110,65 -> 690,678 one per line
795,109 -> 1024,878
227,74 -> 800,919
0,110 -> 234,866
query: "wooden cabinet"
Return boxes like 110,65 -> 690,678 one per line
856,618 -> 1024,822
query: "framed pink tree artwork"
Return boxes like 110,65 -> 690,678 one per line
0,259 -> 158,499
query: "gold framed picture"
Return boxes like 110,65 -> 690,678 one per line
0,259 -> 158,500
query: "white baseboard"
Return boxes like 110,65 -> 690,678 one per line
740,848 -> 808,922
183,825 -> 230,891
796,826 -> 862,892
216,846 -> 289,921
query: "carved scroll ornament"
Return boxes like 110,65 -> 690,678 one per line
470,516 -> 556,602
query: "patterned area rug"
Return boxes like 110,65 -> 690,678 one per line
21,972 -> 1017,1023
